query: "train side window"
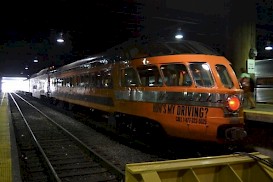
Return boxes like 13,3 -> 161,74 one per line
76,76 -> 81,87
189,62 -> 214,87
90,73 -> 96,87
78,74 -> 88,87
57,78 -> 63,87
79,75 -> 85,87
121,67 -> 139,87
83,74 -> 89,87
64,78 -> 68,87
101,69 -> 113,88
216,64 -> 234,88
137,65 -> 162,87
63,78 -> 68,87
59,78 -> 63,87
72,77 -> 76,87
161,64 -> 192,86
51,79 -> 55,86
65,78 -> 70,87
95,72 -> 102,88
65,77 -> 72,87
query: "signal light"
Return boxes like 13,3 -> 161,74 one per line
227,96 -> 240,111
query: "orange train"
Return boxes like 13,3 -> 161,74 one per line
22,38 -> 247,144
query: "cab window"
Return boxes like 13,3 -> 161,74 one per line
216,64 -> 234,88
189,62 -> 214,87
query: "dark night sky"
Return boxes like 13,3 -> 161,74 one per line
0,0 -> 272,77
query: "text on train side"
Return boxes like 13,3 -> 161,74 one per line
153,103 -> 208,124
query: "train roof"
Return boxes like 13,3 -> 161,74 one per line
107,37 -> 220,59
30,37 -> 221,76
54,37 -> 220,73
29,67 -> 50,78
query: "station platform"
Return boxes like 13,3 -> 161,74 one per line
0,92 -> 21,182
244,103 -> 273,123
0,91 -> 272,181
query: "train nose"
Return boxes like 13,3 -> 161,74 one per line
225,127 -> 247,141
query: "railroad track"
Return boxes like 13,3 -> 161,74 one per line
9,93 -> 125,182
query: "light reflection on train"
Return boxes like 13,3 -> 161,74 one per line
20,37 -> 247,144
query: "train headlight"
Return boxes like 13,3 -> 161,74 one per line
226,96 -> 240,111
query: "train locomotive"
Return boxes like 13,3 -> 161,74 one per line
21,37 -> 247,144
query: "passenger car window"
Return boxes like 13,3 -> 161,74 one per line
189,62 -> 214,87
121,67 -> 139,87
137,65 -> 163,87
101,69 -> 113,88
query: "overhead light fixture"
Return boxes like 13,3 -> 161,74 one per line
33,58 -> 38,63
175,28 -> 183,39
57,32 -> 65,43
265,41 -> 272,51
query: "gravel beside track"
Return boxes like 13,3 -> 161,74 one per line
17,94 -> 164,171
10,93 -> 128,181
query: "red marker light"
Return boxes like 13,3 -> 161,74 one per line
227,96 -> 240,111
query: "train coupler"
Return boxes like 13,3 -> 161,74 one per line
225,127 -> 247,141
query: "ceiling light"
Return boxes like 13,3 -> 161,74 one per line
265,41 -> 272,51
175,28 -> 183,39
57,32 -> 64,43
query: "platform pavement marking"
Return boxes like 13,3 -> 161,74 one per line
0,92 -> 12,182
244,109 -> 273,115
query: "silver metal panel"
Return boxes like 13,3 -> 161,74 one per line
255,59 -> 273,77
255,88 -> 273,103
254,59 -> 273,103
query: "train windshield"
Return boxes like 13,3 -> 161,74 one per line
215,64 -> 234,88
189,62 -> 214,87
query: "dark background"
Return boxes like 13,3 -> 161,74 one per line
0,0 -> 272,77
